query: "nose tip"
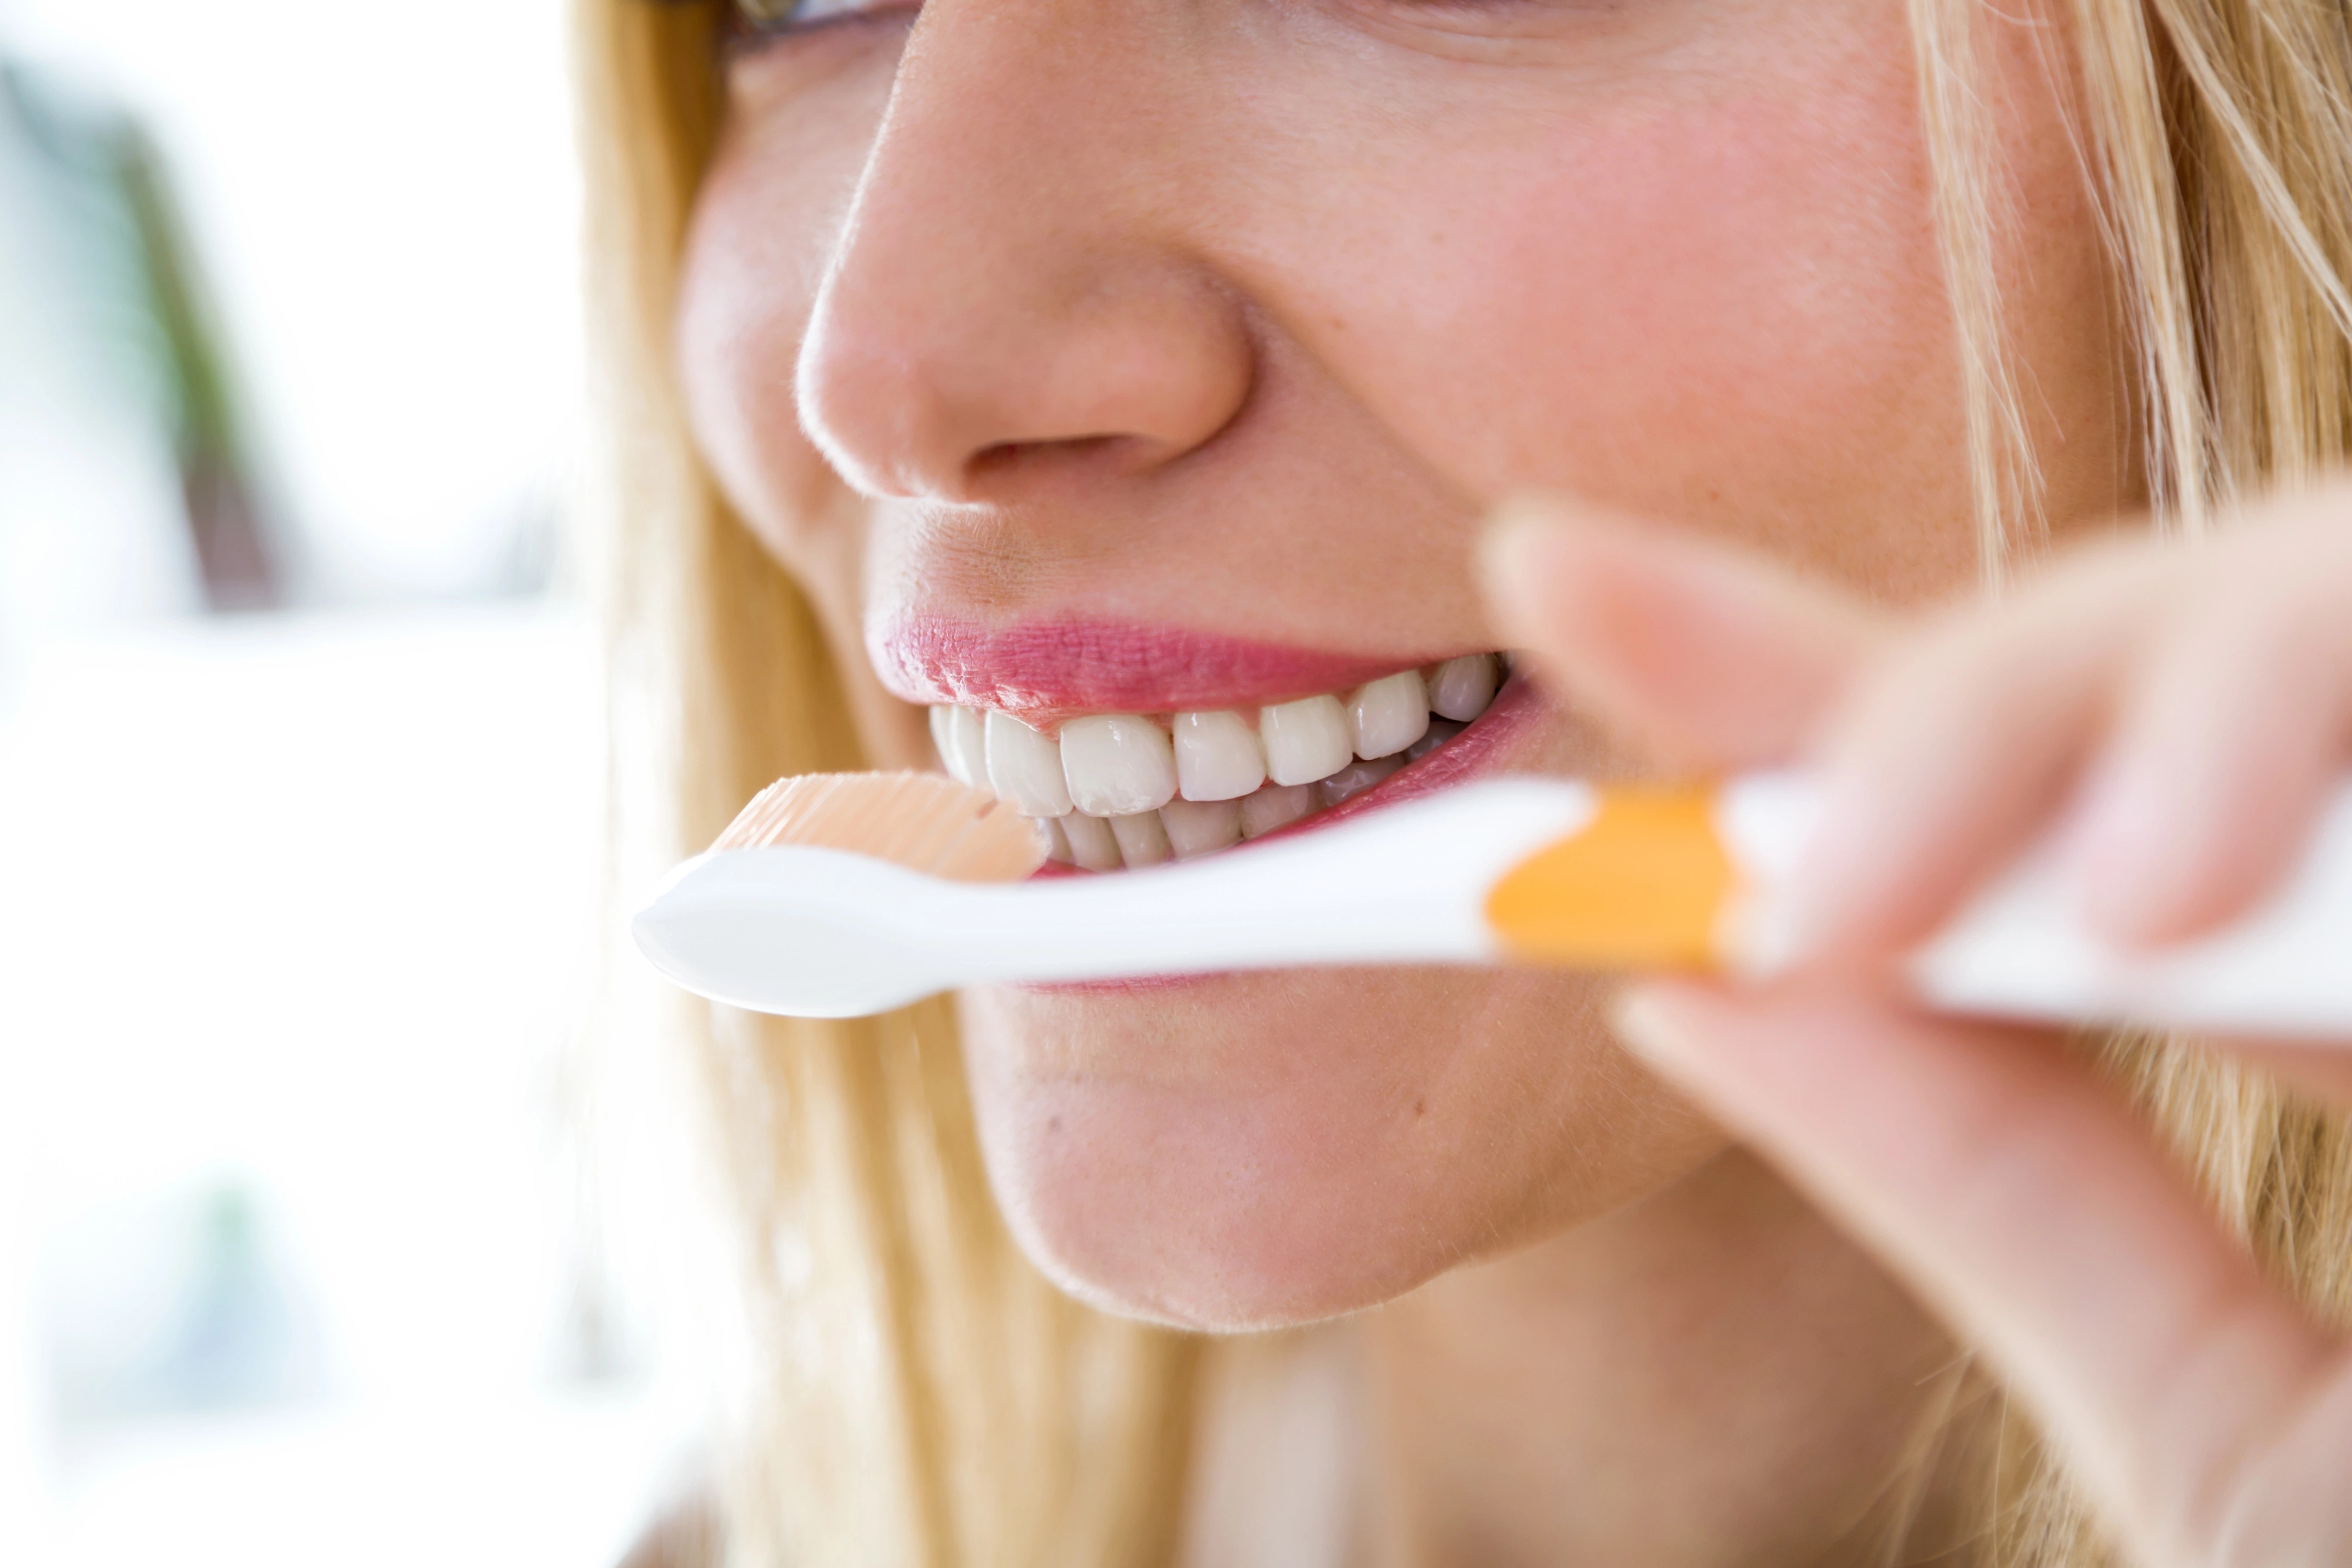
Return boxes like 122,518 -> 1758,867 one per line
789,11 -> 1254,507
799,245 -> 1255,503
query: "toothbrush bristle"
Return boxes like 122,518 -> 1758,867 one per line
709,771 -> 1045,883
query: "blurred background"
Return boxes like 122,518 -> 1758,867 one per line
0,2 -> 714,1562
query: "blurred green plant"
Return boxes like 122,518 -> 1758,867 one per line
3,59 -> 281,610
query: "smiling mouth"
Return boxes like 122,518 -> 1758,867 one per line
927,653 -> 1515,871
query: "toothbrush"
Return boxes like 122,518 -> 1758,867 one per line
629,769 -> 2352,1035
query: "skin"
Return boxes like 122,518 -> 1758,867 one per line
669,0 -> 2173,1558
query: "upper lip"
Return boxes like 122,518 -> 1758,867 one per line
870,617 -> 1469,724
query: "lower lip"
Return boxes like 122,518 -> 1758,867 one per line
1017,673 -> 1548,994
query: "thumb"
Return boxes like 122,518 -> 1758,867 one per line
1478,494 -> 1887,771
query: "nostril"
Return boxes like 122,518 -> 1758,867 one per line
966,433 -> 1155,490
797,165 -> 1254,503
970,440 -> 1044,477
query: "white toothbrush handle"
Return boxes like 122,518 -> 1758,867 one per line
1720,774 -> 2352,1039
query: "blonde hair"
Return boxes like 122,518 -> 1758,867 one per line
574,0 -> 2352,1562
576,8 -> 1197,1566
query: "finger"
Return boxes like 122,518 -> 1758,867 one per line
1615,980 -> 2341,1567
1767,543 -> 2170,968
1479,494 -> 1887,772
2070,513 -> 2352,947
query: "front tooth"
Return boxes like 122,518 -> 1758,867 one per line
931,706 -> 988,789
985,710 -> 1073,816
1060,811 -> 1123,872
1347,671 -> 1429,759
1238,782 -> 1316,840
1109,810 -> 1171,867
1427,654 -> 1501,722
1058,714 -> 1178,817
1258,695 -> 1352,786
1172,710 -> 1265,801
1317,754 -> 1403,808
1159,797 -> 1242,859
1037,815 -> 1074,864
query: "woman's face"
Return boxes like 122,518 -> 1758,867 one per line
675,0 -> 2124,1329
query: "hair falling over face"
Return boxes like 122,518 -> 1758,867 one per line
574,0 -> 2352,1561
577,8 -> 1201,1565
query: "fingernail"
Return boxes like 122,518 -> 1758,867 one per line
2065,754 -> 2171,943
1724,885 -> 1807,981
1610,986 -> 1692,1065
1732,771 -> 1863,977
1476,495 -> 1571,589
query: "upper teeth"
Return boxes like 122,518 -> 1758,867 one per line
1172,709 -> 1264,801
1428,652 -> 1502,721
983,708 -> 1073,817
1259,694 -> 1352,787
928,654 -> 1506,871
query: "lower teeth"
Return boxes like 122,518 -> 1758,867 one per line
1315,754 -> 1403,809
1042,690 -> 1490,871
1238,783 -> 1316,841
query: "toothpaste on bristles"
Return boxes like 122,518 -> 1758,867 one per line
713,771 -> 1045,884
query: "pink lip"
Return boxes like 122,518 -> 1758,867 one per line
871,618 -> 1436,724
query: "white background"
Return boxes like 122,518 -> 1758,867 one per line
0,2 -> 715,1563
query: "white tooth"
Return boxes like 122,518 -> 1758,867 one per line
985,710 -> 1073,817
1057,713 -> 1177,817
1347,671 -> 1429,760
1317,753 -> 1403,808
931,705 -> 988,789
950,706 -> 989,787
1159,797 -> 1242,860
1405,717 -> 1465,762
1172,710 -> 1266,801
1109,810 -> 1171,867
1037,815 -> 1074,864
930,706 -> 959,780
1426,654 -> 1501,722
1258,695 -> 1352,786
1060,810 -> 1123,872
1238,782 -> 1317,840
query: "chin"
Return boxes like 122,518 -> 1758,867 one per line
956,963 -> 1725,1331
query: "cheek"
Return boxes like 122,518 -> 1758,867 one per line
675,46 -> 904,585
676,162 -> 840,574
1479,92 -> 1947,493
1274,25 -> 1979,590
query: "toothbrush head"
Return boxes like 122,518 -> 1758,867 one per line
632,771 -> 1044,1018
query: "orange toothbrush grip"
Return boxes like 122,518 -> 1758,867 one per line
1484,787 -> 1738,970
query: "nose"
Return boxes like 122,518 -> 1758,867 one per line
795,4 -> 1254,503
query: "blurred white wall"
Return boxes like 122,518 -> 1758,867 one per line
0,4 -> 716,1564
0,609 -> 711,1568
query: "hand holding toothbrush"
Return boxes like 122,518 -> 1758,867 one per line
1483,487 -> 2352,1568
